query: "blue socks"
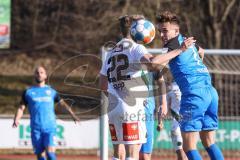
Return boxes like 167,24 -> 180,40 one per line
186,144 -> 224,160
186,150 -> 202,160
206,144 -> 224,160
47,152 -> 56,160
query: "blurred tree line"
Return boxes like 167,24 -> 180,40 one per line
10,0 -> 240,56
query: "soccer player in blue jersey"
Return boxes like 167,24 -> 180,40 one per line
139,71 -> 167,160
155,11 -> 224,160
99,14 -> 194,160
12,66 -> 80,160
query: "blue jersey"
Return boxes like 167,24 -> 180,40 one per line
140,71 -> 155,153
141,71 -> 156,113
165,34 -> 211,93
21,85 -> 61,130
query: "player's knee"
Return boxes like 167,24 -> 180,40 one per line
37,152 -> 46,160
46,152 -> 56,160
200,131 -> 215,147
139,153 -> 151,160
171,129 -> 183,151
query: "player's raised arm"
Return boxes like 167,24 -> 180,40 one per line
12,104 -> 26,128
58,99 -> 80,123
141,37 -> 196,71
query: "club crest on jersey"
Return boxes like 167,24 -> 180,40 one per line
46,90 -> 51,95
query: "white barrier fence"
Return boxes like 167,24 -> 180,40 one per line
0,118 -> 99,149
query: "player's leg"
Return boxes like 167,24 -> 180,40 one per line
36,153 -> 46,160
139,111 -> 154,160
181,131 -> 201,160
46,146 -> 56,160
200,87 -> 224,160
139,131 -> 153,160
125,144 -> 142,160
179,88 -> 211,160
176,149 -> 187,160
43,129 -> 57,160
109,102 -> 146,160
123,120 -> 146,159
171,120 -> 187,160
112,144 -> 125,160
200,130 -> 223,160
31,129 -> 46,160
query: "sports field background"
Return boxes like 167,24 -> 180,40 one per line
1,0 -> 240,159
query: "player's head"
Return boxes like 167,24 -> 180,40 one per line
118,14 -> 145,38
156,11 -> 180,44
34,66 -> 47,84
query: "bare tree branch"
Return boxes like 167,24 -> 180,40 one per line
221,0 -> 236,23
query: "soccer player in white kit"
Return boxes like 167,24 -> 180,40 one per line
99,15 -> 195,160
167,81 -> 187,160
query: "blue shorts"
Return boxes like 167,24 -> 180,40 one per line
179,86 -> 219,132
140,108 -> 154,154
31,128 -> 56,154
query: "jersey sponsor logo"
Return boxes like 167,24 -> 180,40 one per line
33,96 -> 52,102
46,90 -> 51,95
196,68 -> 209,73
109,124 -> 118,141
122,122 -> 139,141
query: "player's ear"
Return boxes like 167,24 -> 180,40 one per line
175,27 -> 179,35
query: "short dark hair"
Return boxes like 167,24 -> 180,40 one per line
156,11 -> 180,26
118,15 -> 132,37
118,14 -> 145,37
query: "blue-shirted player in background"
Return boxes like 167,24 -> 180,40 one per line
156,11 -> 224,160
13,66 -> 80,160
139,70 -> 167,160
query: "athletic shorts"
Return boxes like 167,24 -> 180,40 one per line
108,98 -> 147,145
31,128 -> 56,154
179,86 -> 219,132
140,107 -> 154,153
140,119 -> 154,153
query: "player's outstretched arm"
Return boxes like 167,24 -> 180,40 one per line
152,37 -> 196,65
141,37 -> 196,71
12,105 -> 25,128
59,100 -> 80,124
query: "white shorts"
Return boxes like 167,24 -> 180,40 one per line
168,82 -> 181,114
108,98 -> 147,145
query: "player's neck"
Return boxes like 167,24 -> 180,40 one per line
124,35 -> 132,40
36,82 -> 46,87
